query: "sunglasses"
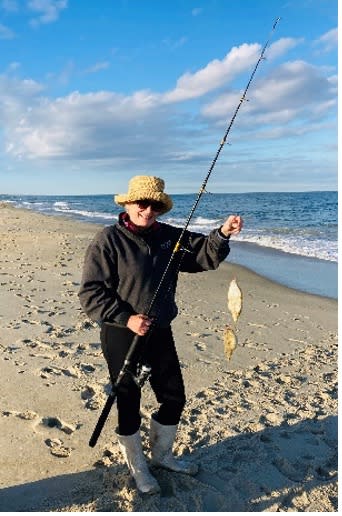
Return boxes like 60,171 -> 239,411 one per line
135,199 -> 165,212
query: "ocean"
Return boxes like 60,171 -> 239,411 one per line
1,191 -> 337,299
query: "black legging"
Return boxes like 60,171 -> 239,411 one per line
100,323 -> 186,435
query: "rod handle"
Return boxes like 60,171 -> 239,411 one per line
88,334 -> 142,447
89,391 -> 116,447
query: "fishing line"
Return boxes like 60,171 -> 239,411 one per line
146,16 -> 281,316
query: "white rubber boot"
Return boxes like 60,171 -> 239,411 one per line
150,418 -> 198,475
117,431 -> 160,494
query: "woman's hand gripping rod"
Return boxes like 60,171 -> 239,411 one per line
89,17 -> 281,448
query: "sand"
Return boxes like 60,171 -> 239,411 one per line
0,203 -> 338,512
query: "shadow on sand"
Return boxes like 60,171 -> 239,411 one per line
0,414 -> 337,512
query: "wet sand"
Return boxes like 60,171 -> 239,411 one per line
0,203 -> 338,512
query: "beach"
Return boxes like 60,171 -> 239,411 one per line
0,203 -> 338,512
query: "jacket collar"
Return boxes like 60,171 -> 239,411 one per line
119,212 -> 160,235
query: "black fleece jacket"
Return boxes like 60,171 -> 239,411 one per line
78,220 -> 230,327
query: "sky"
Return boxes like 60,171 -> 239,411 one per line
0,0 -> 338,195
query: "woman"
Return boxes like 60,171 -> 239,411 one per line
79,175 -> 243,494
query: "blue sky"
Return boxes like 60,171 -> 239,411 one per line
0,0 -> 338,195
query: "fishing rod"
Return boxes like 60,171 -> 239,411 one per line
89,17 -> 281,448
148,16 -> 281,312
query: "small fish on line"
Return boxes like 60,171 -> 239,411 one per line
227,278 -> 243,323
223,325 -> 237,361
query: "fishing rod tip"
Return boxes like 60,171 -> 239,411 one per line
272,16 -> 281,30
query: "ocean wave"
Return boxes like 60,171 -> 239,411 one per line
53,206 -> 116,220
2,193 -> 337,265
53,201 -> 69,208
19,201 -> 47,208
164,216 -> 337,262
164,216 -> 220,233
237,234 -> 337,262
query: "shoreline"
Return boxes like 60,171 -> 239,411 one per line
2,203 -> 337,300
229,241 -> 337,300
0,203 -> 337,511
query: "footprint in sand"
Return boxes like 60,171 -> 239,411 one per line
272,456 -> 309,482
79,363 -> 96,374
194,342 -> 207,351
2,409 -> 39,421
94,447 -> 120,468
40,415 -> 76,435
3,410 -> 74,457
45,438 -> 72,458
39,365 -> 80,379
81,384 -> 102,410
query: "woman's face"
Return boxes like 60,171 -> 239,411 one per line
125,200 -> 163,229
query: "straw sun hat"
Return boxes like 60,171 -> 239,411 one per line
114,175 -> 173,215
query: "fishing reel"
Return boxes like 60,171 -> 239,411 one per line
134,362 -> 152,387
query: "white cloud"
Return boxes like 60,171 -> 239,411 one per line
162,43 -> 261,103
2,87 -> 168,160
162,36 -> 187,51
0,74 -> 43,101
8,61 -> 21,70
84,61 -> 111,74
253,119 -> 335,141
202,60 -> 336,133
251,60 -> 334,110
28,0 -> 68,27
161,37 -> 302,104
314,27 -> 337,53
0,41 -> 336,172
266,37 -> 304,60
56,60 -> 74,85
